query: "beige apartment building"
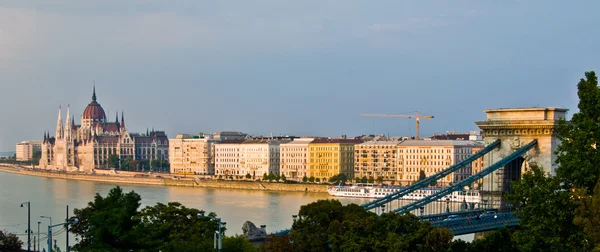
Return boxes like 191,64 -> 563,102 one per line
16,141 -> 42,161
214,140 -> 244,177
354,140 -> 402,182
398,140 -> 482,186
169,134 -> 216,175
280,138 -> 313,181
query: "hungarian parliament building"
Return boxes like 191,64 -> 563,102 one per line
40,87 -> 168,172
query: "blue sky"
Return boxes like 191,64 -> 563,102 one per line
0,1 -> 598,151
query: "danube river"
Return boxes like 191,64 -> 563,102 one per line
0,171 -> 472,250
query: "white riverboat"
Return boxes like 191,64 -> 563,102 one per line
327,183 -> 481,203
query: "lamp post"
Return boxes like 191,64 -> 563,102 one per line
40,216 -> 52,250
198,213 -> 226,252
446,198 -> 450,213
37,221 -> 41,252
47,218 -> 78,252
20,201 -> 31,252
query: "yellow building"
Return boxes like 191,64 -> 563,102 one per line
471,146 -> 485,189
308,138 -> 363,181
354,140 -> 402,182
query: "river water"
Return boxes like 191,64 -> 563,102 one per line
0,171 -> 472,250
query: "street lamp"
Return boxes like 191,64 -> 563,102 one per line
40,216 -> 52,250
197,213 -> 226,252
20,201 -> 31,252
47,218 -> 78,252
37,221 -> 41,252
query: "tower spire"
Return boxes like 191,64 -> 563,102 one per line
56,106 -> 63,139
121,111 -> 125,129
92,83 -> 97,102
115,111 -> 119,124
65,105 -> 72,140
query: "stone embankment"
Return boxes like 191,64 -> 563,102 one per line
0,165 -> 328,193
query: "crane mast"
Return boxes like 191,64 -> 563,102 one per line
359,111 -> 434,140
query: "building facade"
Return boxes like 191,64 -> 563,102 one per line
214,140 -> 244,177
354,140 -> 402,182
308,138 -> 363,181
40,87 -> 169,172
280,138 -> 313,181
397,140 -> 482,186
16,141 -> 42,161
169,134 -> 216,175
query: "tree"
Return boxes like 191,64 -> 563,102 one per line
354,177 -> 360,183
302,176 -> 308,183
464,227 -> 516,252
0,230 -> 23,252
368,176 -> 374,184
262,173 -> 268,181
329,173 -> 348,184
274,173 -> 281,182
263,235 -> 295,252
122,157 -> 133,171
425,228 -> 453,251
376,176 -> 384,184
108,154 -> 120,169
419,169 -> 426,181
32,150 -> 42,163
70,186 -> 142,251
246,173 -> 252,179
308,176 -> 315,183
315,177 -> 321,183
361,176 -> 368,183
555,71 -> 600,193
574,179 -> 600,250
222,235 -> 260,252
506,165 -> 583,251
281,174 -> 287,182
268,172 -> 275,182
135,202 -> 221,251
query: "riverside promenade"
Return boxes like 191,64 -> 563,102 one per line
0,165 -> 328,193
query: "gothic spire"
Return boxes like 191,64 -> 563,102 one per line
65,105 -> 72,139
92,84 -> 97,102
121,111 -> 125,129
115,111 -> 119,124
56,106 -> 63,139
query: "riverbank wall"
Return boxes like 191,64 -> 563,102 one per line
0,165 -> 328,193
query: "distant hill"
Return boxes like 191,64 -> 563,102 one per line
0,151 -> 15,158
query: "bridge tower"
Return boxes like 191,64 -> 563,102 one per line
475,107 -> 568,194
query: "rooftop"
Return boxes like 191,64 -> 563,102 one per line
357,140 -> 403,146
310,138 -> 364,144
398,140 -> 483,147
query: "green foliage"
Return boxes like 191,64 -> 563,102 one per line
246,173 -> 252,179
360,176 -> 368,183
555,71 -> 600,193
329,173 -> 348,184
354,177 -> 360,183
71,186 -> 142,251
280,174 -> 287,182
274,173 -> 281,182
464,228 -> 515,252
419,170 -> 426,181
268,172 -> 275,182
574,179 -> 600,250
263,235 -> 295,252
367,176 -> 374,184
302,175 -> 308,183
222,235 -> 260,252
289,199 -> 450,252
507,165 -> 583,251
376,176 -> 384,184
316,177 -> 321,183
308,176 -> 315,183
0,230 -> 23,252
262,173 -> 268,181
107,154 -> 119,169
121,157 -> 133,171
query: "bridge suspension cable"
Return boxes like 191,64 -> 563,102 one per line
362,140 -> 501,210
393,139 -> 538,213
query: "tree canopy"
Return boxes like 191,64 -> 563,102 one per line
0,230 -> 23,252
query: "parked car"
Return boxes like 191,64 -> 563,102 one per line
444,215 -> 460,221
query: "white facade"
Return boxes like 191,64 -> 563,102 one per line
280,138 -> 313,181
397,140 -> 482,186
169,134 -> 216,175
240,139 -> 285,179
214,140 -> 243,177
16,141 -> 42,161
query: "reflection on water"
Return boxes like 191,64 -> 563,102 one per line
0,171 -> 472,250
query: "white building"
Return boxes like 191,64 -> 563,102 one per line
280,138 -> 313,181
214,140 -> 244,177
398,140 -> 482,186
169,134 -> 216,175
240,139 -> 287,179
16,141 -> 42,161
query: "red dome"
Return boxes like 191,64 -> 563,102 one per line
82,86 -> 106,121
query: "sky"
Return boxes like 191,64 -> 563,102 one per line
1,1 -> 599,151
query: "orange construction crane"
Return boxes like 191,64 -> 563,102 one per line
359,111 -> 434,140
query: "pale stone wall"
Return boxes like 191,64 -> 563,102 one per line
476,107 -> 568,192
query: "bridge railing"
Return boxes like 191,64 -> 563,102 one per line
393,140 -> 538,213
432,212 -> 519,235
362,140 -> 501,210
